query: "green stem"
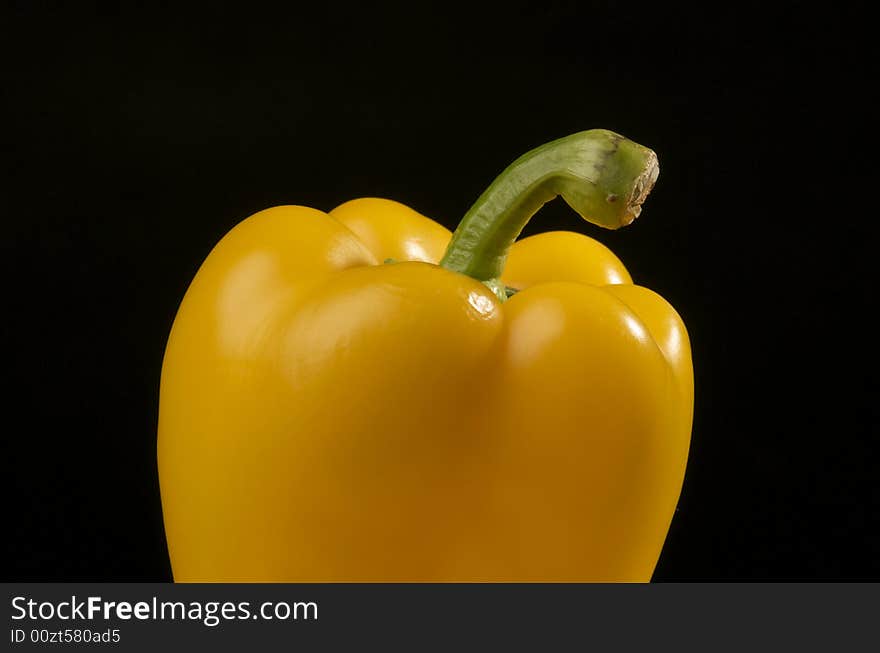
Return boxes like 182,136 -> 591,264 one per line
439,129 -> 659,301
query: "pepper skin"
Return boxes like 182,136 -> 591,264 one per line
158,130 -> 693,581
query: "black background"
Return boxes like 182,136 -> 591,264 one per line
2,2 -> 874,580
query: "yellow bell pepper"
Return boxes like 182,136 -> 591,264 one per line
158,129 -> 693,582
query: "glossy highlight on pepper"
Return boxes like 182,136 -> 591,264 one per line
157,129 -> 693,582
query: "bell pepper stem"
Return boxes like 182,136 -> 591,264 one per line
439,129 -> 659,301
